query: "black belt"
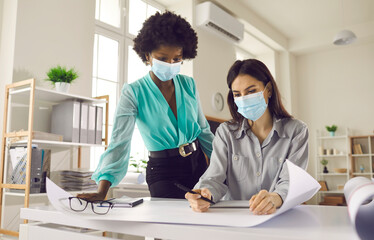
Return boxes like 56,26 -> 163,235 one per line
148,140 -> 199,158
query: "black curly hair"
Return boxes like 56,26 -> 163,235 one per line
133,11 -> 198,64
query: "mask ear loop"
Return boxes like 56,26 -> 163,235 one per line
264,82 -> 272,99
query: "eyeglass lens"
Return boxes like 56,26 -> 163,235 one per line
69,197 -> 112,215
69,197 -> 88,212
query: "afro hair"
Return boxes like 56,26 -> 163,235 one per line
133,11 -> 198,64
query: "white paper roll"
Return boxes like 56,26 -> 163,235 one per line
344,177 -> 374,240
120,172 -> 145,184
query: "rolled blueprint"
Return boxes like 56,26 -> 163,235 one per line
344,177 -> 374,240
120,172 -> 145,184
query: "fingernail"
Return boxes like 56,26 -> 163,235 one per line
196,195 -> 201,199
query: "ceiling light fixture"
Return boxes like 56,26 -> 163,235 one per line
333,30 -> 357,45
333,0 -> 357,46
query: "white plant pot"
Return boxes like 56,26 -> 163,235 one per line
55,82 -> 70,93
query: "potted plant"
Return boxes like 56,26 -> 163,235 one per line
45,65 -> 78,92
325,125 -> 338,136
320,159 -> 329,173
129,156 -> 148,173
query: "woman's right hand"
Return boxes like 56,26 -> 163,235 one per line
76,192 -> 106,202
76,180 -> 111,202
185,188 -> 212,212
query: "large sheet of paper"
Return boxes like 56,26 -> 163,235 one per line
344,177 -> 374,240
46,160 -> 320,227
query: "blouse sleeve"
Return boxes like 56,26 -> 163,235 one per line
195,90 -> 214,159
194,124 -> 229,201
272,124 -> 309,201
91,84 -> 138,187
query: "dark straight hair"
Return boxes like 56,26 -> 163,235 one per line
226,59 -> 292,125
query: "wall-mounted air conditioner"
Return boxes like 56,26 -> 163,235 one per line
195,1 -> 244,43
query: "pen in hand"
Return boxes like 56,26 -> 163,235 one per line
174,183 -> 215,204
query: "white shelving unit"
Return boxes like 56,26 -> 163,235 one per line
315,129 -> 350,204
0,79 -> 109,237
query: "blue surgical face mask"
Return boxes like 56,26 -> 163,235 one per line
234,85 -> 269,121
151,58 -> 181,81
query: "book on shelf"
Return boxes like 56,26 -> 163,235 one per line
353,144 -> 363,154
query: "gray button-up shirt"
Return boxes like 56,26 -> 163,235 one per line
195,117 -> 309,202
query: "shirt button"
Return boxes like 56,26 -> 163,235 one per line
233,155 -> 238,160
256,152 -> 261,158
279,158 -> 283,163
256,172 -> 261,176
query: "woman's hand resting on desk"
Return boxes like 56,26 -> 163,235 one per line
76,192 -> 106,202
249,190 -> 282,215
185,188 -> 213,212
76,180 -> 111,202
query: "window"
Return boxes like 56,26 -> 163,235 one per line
91,0 -> 163,170
128,0 -> 159,36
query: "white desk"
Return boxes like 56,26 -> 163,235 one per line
20,204 -> 360,240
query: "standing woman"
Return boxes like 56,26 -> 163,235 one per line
78,11 -> 214,200
185,59 -> 308,214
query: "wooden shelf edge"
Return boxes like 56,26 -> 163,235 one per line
0,184 -> 26,189
0,228 -> 19,237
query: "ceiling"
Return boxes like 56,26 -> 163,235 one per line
160,0 -> 374,55
239,0 -> 374,40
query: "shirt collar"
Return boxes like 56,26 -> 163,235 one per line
234,117 -> 287,139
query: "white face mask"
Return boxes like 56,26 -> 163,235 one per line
234,84 -> 269,121
151,58 -> 181,81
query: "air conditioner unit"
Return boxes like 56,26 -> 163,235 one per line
196,1 -> 244,43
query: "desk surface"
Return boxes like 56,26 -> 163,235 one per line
21,205 -> 359,240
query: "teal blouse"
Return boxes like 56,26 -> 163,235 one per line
92,73 -> 214,187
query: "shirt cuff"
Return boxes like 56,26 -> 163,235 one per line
273,189 -> 287,204
97,174 -> 115,187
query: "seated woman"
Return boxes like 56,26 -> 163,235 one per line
185,59 -> 308,215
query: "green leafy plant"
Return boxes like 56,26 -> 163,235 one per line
45,65 -> 78,85
129,156 -> 148,173
325,125 -> 337,132
320,159 -> 328,166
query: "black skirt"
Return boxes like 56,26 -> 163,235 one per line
146,146 -> 207,199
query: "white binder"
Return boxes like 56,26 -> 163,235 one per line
95,106 -> 103,144
51,100 -> 80,142
79,102 -> 88,143
87,105 -> 96,144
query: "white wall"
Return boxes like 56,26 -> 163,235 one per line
13,0 -> 95,98
0,0 -> 18,149
193,26 -> 235,120
0,0 -> 3,42
295,42 -> 374,180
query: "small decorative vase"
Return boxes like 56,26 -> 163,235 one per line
323,166 -> 329,173
329,131 -> 335,136
55,82 -> 70,93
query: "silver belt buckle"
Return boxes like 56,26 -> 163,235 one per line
179,143 -> 193,157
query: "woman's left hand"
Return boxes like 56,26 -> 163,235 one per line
249,190 -> 282,215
